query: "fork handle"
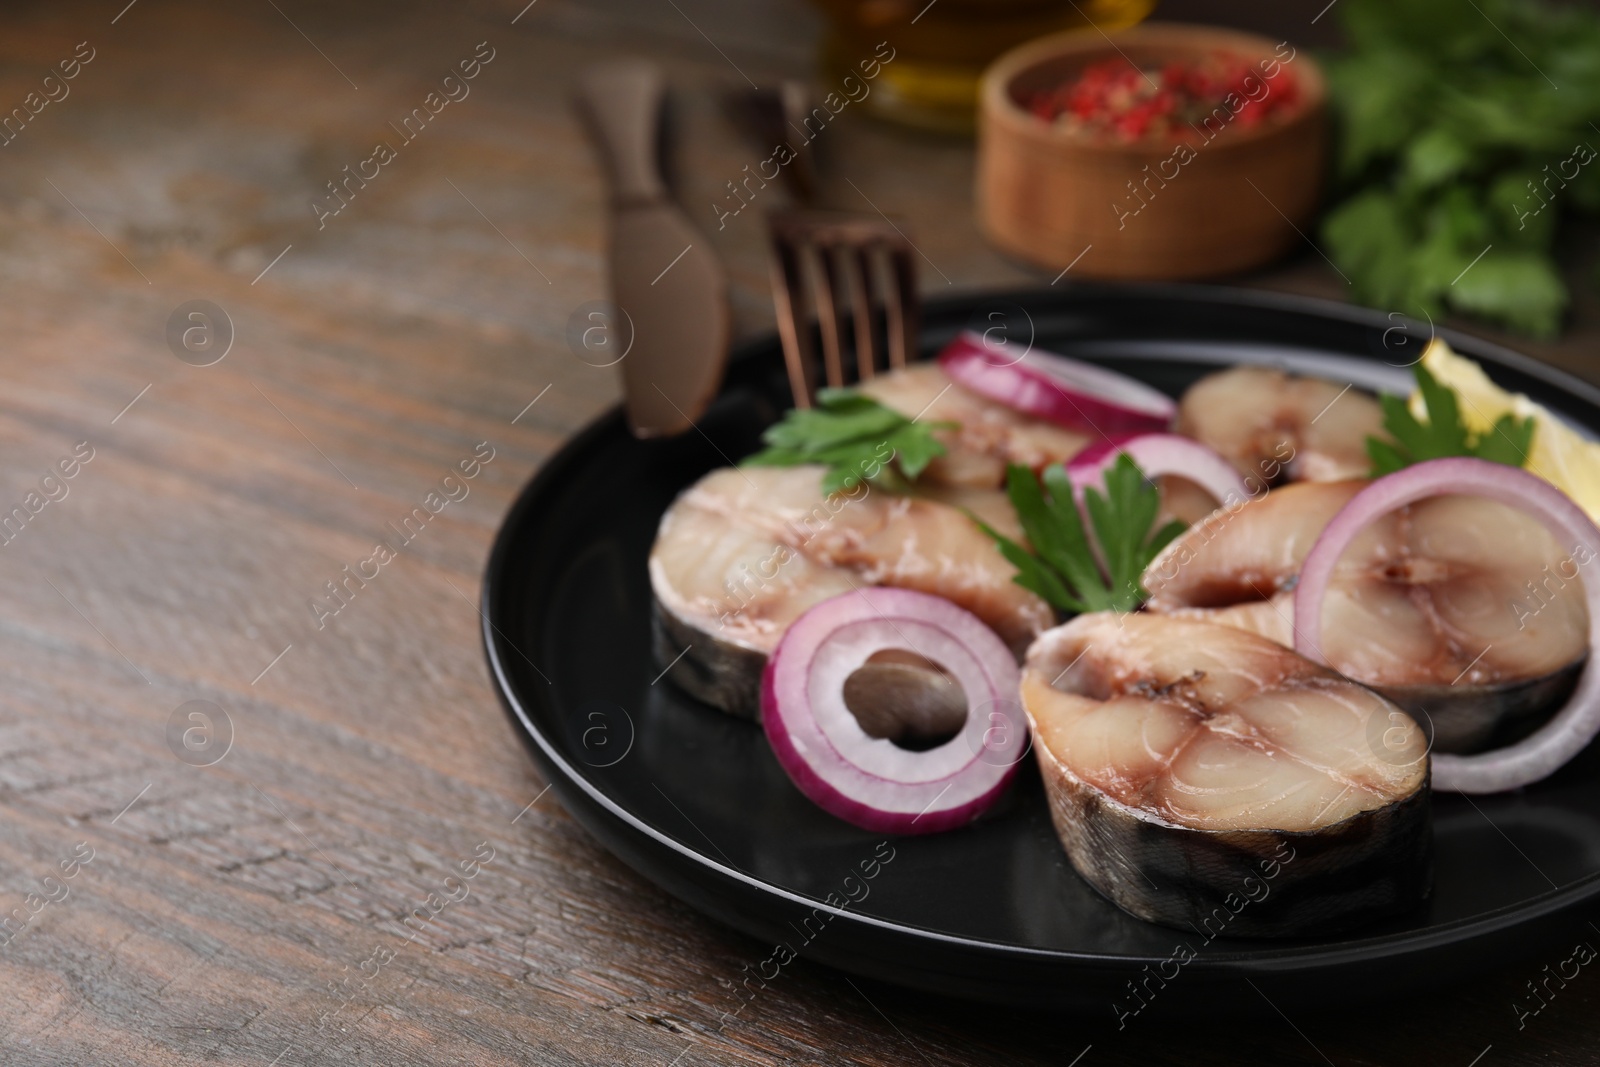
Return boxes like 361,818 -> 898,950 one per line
578,60 -> 666,207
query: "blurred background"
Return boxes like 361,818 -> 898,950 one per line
0,0 -> 1593,414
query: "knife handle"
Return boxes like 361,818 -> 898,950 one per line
578,60 -> 666,207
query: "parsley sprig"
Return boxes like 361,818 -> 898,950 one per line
977,454 -> 1186,615
1367,363 -> 1536,476
744,389 -> 956,495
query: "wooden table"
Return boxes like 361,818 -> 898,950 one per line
1,2 -> 1597,1064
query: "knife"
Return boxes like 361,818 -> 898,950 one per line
578,60 -> 730,439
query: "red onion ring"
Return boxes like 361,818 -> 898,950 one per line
1067,433 -> 1249,507
761,587 -> 1025,834
938,331 -> 1175,435
1292,457 -> 1600,793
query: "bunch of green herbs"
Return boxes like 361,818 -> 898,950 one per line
1321,0 -> 1600,337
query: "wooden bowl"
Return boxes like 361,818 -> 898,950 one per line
976,24 -> 1328,280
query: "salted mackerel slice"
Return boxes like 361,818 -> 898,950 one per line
649,465 -> 1052,717
1142,480 -> 1589,753
1175,365 -> 1384,484
1021,612 -> 1431,937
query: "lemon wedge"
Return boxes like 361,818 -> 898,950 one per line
1409,338 -> 1600,521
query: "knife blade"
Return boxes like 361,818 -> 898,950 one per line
578,60 -> 730,439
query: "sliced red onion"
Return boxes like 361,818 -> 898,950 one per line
761,587 -> 1024,834
1292,457 -> 1600,794
1067,433 -> 1249,507
938,331 -> 1175,435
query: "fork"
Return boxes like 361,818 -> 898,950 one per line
767,208 -> 920,408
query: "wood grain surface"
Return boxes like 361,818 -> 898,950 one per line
0,1 -> 1597,1065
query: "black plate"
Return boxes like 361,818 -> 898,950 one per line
483,285 -> 1600,1012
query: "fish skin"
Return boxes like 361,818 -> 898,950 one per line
1371,668 -> 1583,755
652,593 -> 769,720
1036,749 -> 1432,937
1023,613 -> 1432,938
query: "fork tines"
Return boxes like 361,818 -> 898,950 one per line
767,209 -> 919,408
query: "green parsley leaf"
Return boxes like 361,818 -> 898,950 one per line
744,389 -> 955,495
976,454 -> 1186,616
1366,362 -> 1536,474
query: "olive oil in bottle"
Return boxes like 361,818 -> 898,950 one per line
813,0 -> 1155,133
